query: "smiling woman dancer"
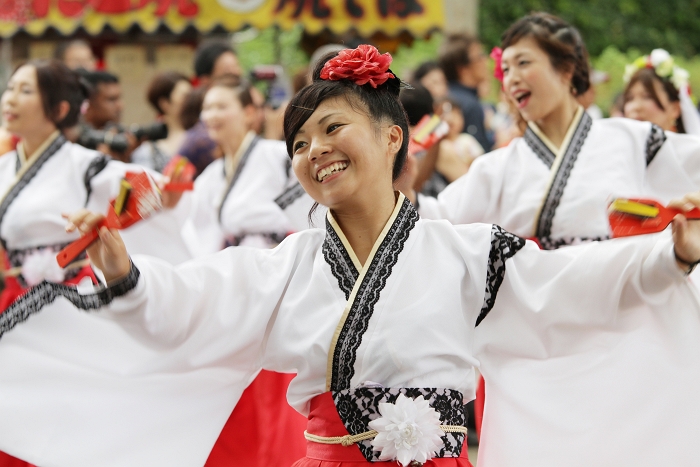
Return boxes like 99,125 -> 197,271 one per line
411,12 -> 700,466
55,45 -> 700,467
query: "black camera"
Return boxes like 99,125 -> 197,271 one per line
130,122 -> 169,141
77,122 -> 168,153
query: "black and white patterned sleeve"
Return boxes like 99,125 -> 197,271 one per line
475,225 -> 526,326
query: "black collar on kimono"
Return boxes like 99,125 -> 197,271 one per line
0,135 -> 67,250
525,111 -> 593,241
322,195 -> 419,392
218,135 -> 261,223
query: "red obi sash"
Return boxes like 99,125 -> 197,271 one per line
294,392 -> 473,467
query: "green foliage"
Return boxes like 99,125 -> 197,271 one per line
479,0 -> 700,58
234,25 -> 308,76
390,32 -> 444,80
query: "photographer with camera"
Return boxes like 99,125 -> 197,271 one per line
76,70 -> 168,163
131,72 -> 191,173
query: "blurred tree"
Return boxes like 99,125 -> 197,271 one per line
479,0 -> 700,57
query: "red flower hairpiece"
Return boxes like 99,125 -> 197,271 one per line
320,44 -> 396,88
490,47 -> 504,82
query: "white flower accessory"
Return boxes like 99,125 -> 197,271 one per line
649,48 -> 671,68
671,67 -> 690,92
368,394 -> 444,466
21,249 -> 65,286
623,48 -> 690,91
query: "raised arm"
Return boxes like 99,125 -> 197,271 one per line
64,209 -> 300,350
474,215 -> 700,359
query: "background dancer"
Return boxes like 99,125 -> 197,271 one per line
404,12 -> 700,465
187,75 -> 310,467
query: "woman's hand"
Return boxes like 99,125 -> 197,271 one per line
64,210 -> 131,283
159,176 -> 184,209
669,192 -> 700,271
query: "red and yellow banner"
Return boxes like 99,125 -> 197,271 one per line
0,0 -> 444,38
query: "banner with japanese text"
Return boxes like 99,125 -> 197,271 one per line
0,0 -> 444,38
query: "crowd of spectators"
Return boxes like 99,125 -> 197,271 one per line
0,34 -> 537,198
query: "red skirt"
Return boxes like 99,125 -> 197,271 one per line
205,370 -> 308,467
293,392 -> 473,467
0,452 -> 33,467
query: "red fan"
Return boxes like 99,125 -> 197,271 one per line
56,172 -> 162,268
162,156 -> 195,192
608,198 -> 700,238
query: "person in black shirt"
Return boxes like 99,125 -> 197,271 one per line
438,34 -> 493,152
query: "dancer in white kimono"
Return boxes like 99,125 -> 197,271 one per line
185,77 -> 318,257
0,60 -> 193,466
56,45 -> 700,467
185,77 -> 314,467
407,13 -> 700,466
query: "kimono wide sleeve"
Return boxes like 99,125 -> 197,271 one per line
0,232 -> 317,467
473,230 -> 700,466
106,232 -> 315,352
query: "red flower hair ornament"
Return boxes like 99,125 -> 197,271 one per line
320,44 -> 396,88
490,47 -> 504,82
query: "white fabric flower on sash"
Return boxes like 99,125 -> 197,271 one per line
368,394 -> 444,466
21,249 -> 65,286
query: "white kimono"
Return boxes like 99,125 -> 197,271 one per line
2,194 -> 691,467
418,108 -> 700,465
183,132 -> 320,256
0,133 -> 196,465
0,133 -> 192,273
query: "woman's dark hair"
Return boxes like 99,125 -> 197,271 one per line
146,71 -> 189,115
501,12 -> 590,96
399,84 -> 433,126
623,68 -> 684,133
194,41 -> 236,78
284,51 -> 409,182
17,59 -> 89,130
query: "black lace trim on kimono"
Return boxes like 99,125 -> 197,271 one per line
523,126 -> 556,168
8,242 -> 90,288
217,136 -> 260,222
476,225 -> 526,326
645,124 -> 666,166
274,182 -> 306,210
330,198 -> 419,391
536,234 -> 609,251
332,387 -> 467,462
534,112 -> 592,240
0,262 -> 139,339
0,135 -> 67,250
83,153 -> 111,205
322,221 -> 359,300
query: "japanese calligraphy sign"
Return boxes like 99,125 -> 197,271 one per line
0,0 -> 444,38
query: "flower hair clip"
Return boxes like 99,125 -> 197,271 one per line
320,44 -> 396,88
491,47 -> 504,83
623,48 -> 690,91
